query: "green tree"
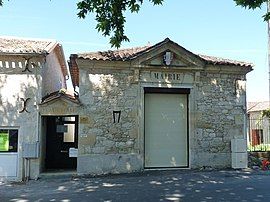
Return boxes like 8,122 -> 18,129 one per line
0,0 -> 163,48
1,0 -> 269,47
234,0 -> 270,20
77,0 -> 163,48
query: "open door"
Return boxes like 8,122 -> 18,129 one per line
45,116 -> 78,170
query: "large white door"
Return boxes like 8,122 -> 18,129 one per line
145,93 -> 188,168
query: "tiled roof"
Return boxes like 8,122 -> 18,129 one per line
198,54 -> 253,67
76,38 -> 253,67
76,46 -> 150,61
0,36 -> 68,77
40,91 -> 80,105
247,101 -> 270,112
68,59 -> 79,89
69,38 -> 254,88
0,36 -> 57,54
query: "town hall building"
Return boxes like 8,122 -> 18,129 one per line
0,37 -> 252,181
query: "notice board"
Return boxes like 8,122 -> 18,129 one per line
0,132 -> 9,151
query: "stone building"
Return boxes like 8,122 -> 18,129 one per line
0,37 -> 253,181
68,38 -> 253,174
0,36 -> 69,180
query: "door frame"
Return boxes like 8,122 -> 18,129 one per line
42,115 -> 78,171
143,87 -> 190,169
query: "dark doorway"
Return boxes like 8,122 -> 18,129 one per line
45,116 -> 78,170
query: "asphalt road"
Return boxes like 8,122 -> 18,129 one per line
0,169 -> 270,202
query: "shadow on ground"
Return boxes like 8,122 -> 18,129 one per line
1,169 -> 270,202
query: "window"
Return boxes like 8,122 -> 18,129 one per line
251,129 -> 263,146
0,129 -> 18,152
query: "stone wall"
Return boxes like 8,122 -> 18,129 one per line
78,68 -> 141,174
191,72 -> 246,168
77,64 -> 248,173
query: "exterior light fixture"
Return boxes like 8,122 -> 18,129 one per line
113,110 -> 121,123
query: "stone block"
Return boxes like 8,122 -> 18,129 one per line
191,152 -> 231,168
122,122 -> 132,129
80,116 -> 89,124
79,134 -> 97,146
77,154 -> 143,175
197,122 -> 213,129
103,140 -> 115,148
93,147 -> 105,154
128,110 -> 137,119
234,115 -> 243,125
209,133 -> 216,138
202,85 -> 211,93
196,129 -> 203,139
129,128 -> 138,139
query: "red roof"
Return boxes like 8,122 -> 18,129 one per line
75,38 -> 253,67
40,91 -> 80,105
69,38 -> 253,88
0,36 -> 56,54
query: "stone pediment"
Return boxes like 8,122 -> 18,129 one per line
140,49 -> 197,67
131,39 -> 206,69
39,91 -> 81,115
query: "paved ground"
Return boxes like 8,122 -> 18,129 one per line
1,169 -> 270,202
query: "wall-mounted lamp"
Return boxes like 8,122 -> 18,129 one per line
113,110 -> 121,123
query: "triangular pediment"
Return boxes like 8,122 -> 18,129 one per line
39,96 -> 80,107
141,49 -> 195,67
39,95 -> 81,116
131,38 -> 206,68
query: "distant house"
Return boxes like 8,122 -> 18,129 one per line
0,36 -> 69,180
247,101 -> 270,148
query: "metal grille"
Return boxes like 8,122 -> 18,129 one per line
248,117 -> 270,151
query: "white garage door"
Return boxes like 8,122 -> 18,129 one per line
145,93 -> 188,168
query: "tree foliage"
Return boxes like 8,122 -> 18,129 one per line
234,0 -> 270,20
262,109 -> 270,118
77,0 -> 163,48
0,0 -> 269,47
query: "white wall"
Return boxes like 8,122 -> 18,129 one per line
42,49 -> 67,97
0,55 -> 43,180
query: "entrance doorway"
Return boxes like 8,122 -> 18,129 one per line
144,88 -> 189,168
44,116 -> 78,170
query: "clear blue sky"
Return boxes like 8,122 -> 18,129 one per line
0,0 -> 268,102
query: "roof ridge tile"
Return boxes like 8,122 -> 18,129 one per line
74,38 -> 253,67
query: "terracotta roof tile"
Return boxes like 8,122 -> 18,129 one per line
0,36 -> 56,54
40,91 -> 80,105
69,38 -> 254,88
198,54 -> 253,67
0,36 -> 68,78
77,46 -> 150,61
76,38 -> 253,67
68,58 -> 79,88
